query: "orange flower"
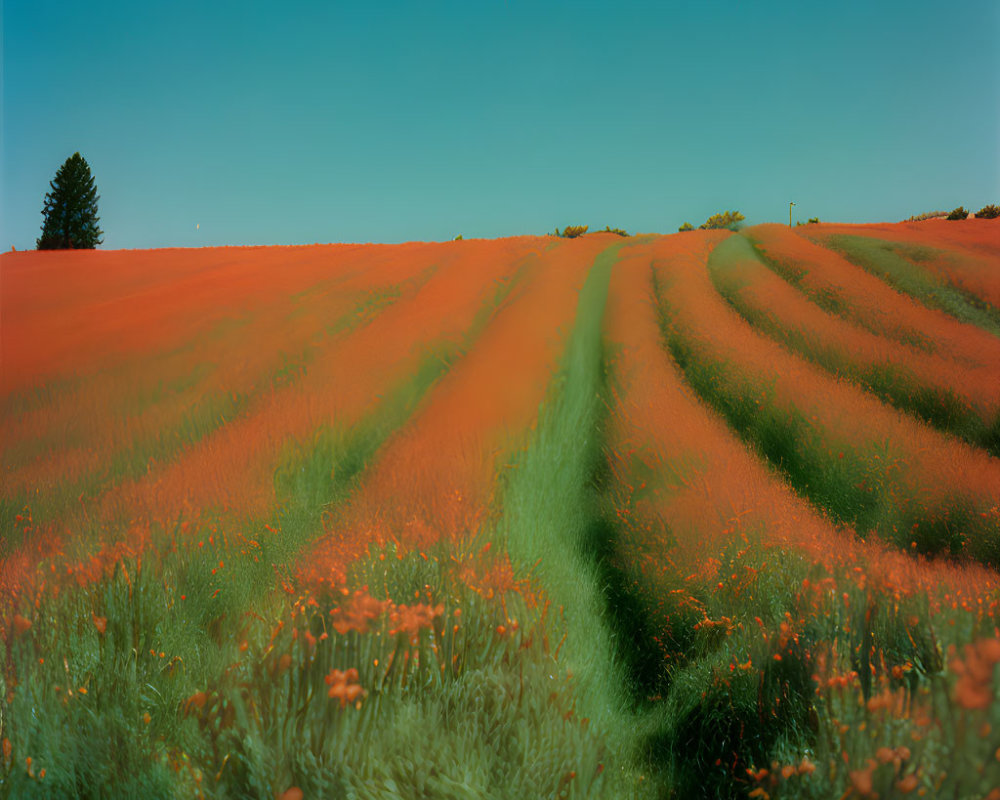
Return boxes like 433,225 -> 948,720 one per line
325,668 -> 365,708
2,737 -> 11,763
92,613 -> 107,635
185,691 -> 207,714
952,637 -> 1000,710
329,590 -> 391,635
12,614 -> 32,636
389,603 -> 444,636
848,763 -> 875,797
278,788 -> 304,800
895,774 -> 919,793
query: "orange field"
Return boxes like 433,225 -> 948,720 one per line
2,221 -> 998,798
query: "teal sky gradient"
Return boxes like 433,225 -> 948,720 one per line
3,0 -> 998,249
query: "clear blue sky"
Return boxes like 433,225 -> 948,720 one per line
2,0 -> 998,249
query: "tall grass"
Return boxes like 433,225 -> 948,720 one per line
1,532 -> 616,798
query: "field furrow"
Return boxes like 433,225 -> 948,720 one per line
807,219 -> 1000,304
708,233 -> 1000,453
746,223 -> 1000,368
651,234 -> 1000,567
801,225 -> 1000,335
301,236 -> 614,587
602,232 -> 1000,795
0,248 -> 440,529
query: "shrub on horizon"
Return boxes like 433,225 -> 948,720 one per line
560,225 -> 588,239
946,207 -> 969,220
906,211 -> 948,222
603,225 -> 629,237
976,204 -> 999,219
678,222 -> 695,232
699,210 -> 745,231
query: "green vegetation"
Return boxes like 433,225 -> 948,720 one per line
947,207 -> 970,220
492,243 -> 656,787
556,225 -> 589,239
976,204 -> 1000,219
905,211 -> 947,222
700,211 -> 745,231
677,222 -> 695,232
1,533 -> 612,798
602,226 -> 630,237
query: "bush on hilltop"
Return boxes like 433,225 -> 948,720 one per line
699,210 -> 745,231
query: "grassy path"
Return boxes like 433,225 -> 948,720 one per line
493,239 -> 674,797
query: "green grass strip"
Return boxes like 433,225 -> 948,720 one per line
492,241 -> 672,797
494,243 -> 621,723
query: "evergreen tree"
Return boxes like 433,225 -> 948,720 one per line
37,152 -> 103,249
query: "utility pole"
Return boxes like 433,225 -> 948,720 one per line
789,202 -> 796,228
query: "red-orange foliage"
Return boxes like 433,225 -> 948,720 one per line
300,236 -> 610,587
329,589 -> 391,635
752,224 -> 1000,372
804,218 -> 1000,309
2,238 -> 547,592
646,233 -> 1000,556
324,667 -> 365,707
603,232 -> 999,598
715,229 -> 999,423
